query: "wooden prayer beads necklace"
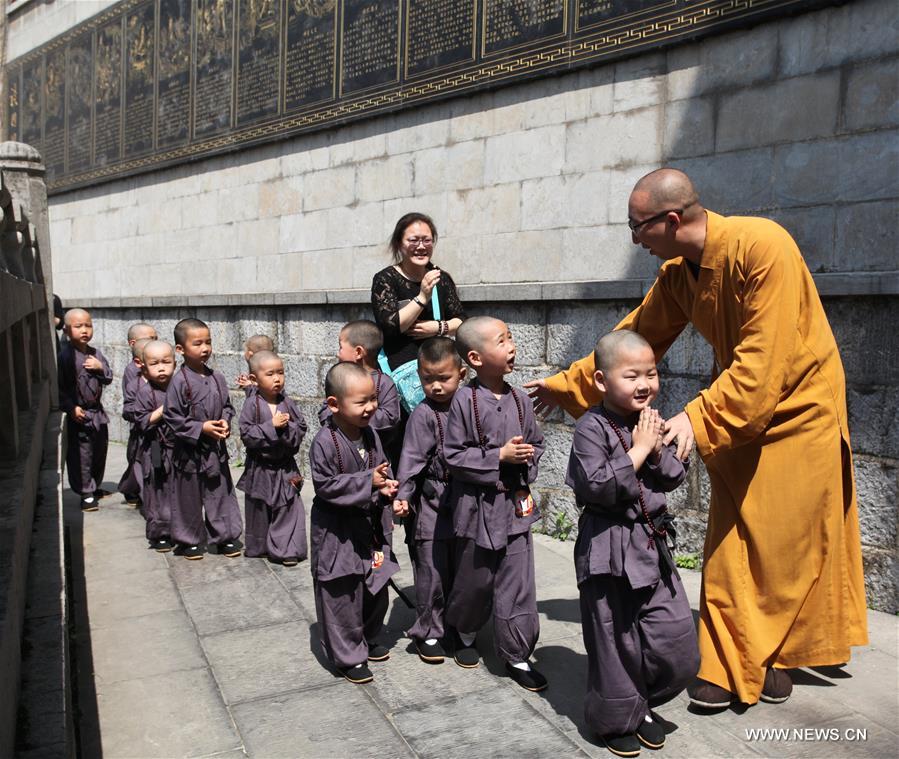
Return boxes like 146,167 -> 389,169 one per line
429,404 -> 450,482
605,415 -> 668,550
182,364 -> 222,414
470,379 -> 525,450
329,423 -> 371,474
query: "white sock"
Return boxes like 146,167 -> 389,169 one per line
459,632 -> 476,647
425,638 -> 438,646
511,661 -> 531,671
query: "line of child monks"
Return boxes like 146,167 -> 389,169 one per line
59,307 -> 698,758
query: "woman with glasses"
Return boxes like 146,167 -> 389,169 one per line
371,212 -> 466,374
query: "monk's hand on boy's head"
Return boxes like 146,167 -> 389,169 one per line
372,461 -> 391,489
500,435 -> 535,464
72,405 -> 87,423
393,499 -> 409,517
83,355 -> 103,372
272,411 -> 290,428
663,411 -> 695,461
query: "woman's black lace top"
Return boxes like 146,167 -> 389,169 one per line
371,263 -> 466,370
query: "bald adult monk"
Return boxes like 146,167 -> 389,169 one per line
525,168 -> 868,708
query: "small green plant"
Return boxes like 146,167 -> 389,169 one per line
550,511 -> 575,541
674,552 -> 700,570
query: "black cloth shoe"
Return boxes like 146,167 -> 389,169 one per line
602,733 -> 641,757
636,717 -> 666,749
505,662 -> 548,692
124,494 -> 141,506
367,643 -> 390,662
80,496 -> 99,512
760,668 -> 793,703
342,664 -> 373,684
415,639 -> 446,663
688,678 -> 735,709
453,637 -> 480,668
182,545 -> 204,560
94,488 -> 114,499
219,541 -> 241,558
281,558 -> 298,567
153,538 -> 173,553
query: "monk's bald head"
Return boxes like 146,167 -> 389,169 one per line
248,349 -> 281,375
594,330 -> 653,374
631,168 -> 701,217
64,308 -> 91,327
141,339 -> 175,363
131,336 -> 153,359
324,361 -> 373,399
455,316 -> 505,365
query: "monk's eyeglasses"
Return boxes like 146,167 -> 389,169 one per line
627,208 -> 683,235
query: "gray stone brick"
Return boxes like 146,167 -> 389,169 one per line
565,107 -> 663,173
664,97 -> 715,159
612,53 -> 666,112
854,457 -> 898,549
559,224 -> 652,281
486,303 -> 546,366
844,58 -> 899,132
846,386 -> 899,460
835,201 -> 899,272
837,131 -> 899,202
484,125 -> 566,185
546,302 -> 634,366
717,72 -> 840,152
282,352 -> 328,398
279,208 -> 330,253
672,148 -> 775,214
477,230 -> 562,284
357,155 -> 413,202
827,297 -> 899,391
302,166 -> 355,212
773,140 -> 841,206
446,183 -> 520,236
657,326 -> 715,377
536,423 -> 574,490
766,205 -> 836,273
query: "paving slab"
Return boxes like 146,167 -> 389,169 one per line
86,567 -> 183,627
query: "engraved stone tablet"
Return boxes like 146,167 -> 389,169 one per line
194,0 -> 234,138
483,0 -> 566,56
406,0 -> 476,78
94,20 -> 123,166
284,0 -> 337,111
6,69 -> 20,143
158,0 -> 192,148
236,0 -> 281,125
340,0 -> 401,96
67,34 -> 93,174
43,50 -> 67,181
578,0 -> 665,30
124,1 -> 156,157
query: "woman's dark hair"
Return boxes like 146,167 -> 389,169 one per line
388,212 -> 438,263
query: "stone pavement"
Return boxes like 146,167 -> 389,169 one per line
59,443 -> 896,758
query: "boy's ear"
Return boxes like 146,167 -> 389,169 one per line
135,358 -> 144,369
593,369 -> 607,394
466,349 -> 482,368
355,345 -> 366,362
247,373 -> 258,385
128,339 -> 136,347
458,365 -> 468,380
175,344 -> 185,355
326,395 -> 340,413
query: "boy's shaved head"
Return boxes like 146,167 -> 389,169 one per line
127,322 -> 157,342
340,320 -> 383,355
245,334 -> 275,353
141,340 -> 175,362
593,330 -> 654,373
131,336 -> 153,359
173,317 -> 209,346
455,316 -> 503,363
418,336 -> 462,368
324,361 -> 371,398
64,308 -> 91,326
632,168 -> 701,216
248,349 -> 281,374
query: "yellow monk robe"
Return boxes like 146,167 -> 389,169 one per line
546,210 -> 868,703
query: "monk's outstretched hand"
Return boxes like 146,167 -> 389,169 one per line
523,378 -> 559,419
663,411 -> 695,461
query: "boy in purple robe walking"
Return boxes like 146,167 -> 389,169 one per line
566,330 -> 698,757
164,318 -> 243,560
130,340 -> 177,552
118,322 -> 157,505
236,333 -> 275,392
394,337 -> 467,664
309,362 -> 403,684
58,308 -> 113,511
318,320 -> 401,446
237,350 -> 308,565
443,316 -> 548,691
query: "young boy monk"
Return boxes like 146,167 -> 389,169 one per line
58,308 -> 113,511
443,316 -> 547,691
318,321 -> 400,446
394,337 -> 466,664
129,340 -> 177,552
164,318 -> 243,560
237,350 -> 308,565
566,330 -> 698,757
236,333 -> 275,391
119,323 -> 158,504
309,362 -> 402,684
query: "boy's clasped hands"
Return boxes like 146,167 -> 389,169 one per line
631,407 -> 664,463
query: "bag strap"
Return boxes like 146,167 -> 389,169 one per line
377,348 -> 392,374
431,284 -> 441,321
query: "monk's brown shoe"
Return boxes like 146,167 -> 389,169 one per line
688,679 -> 735,709
760,668 -> 793,703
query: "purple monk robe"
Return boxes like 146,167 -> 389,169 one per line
308,420 -> 399,669
237,387 -> 308,561
133,381 -> 175,541
163,365 -> 242,547
443,382 -> 545,664
567,405 -> 698,737
118,360 -> 144,498
395,398 -> 455,641
317,369 -> 401,445
58,343 -> 113,497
